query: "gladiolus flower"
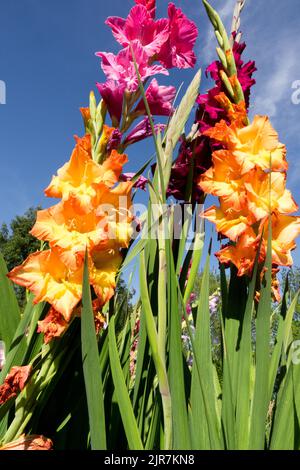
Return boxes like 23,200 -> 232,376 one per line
244,169 -> 298,220
0,366 -> 32,405
204,115 -> 288,174
199,149 -> 247,212
107,129 -> 123,152
0,435 -> 53,451
30,201 -> 109,269
7,250 -> 83,321
216,228 -> 264,277
123,117 -> 165,147
120,172 -> 148,191
157,3 -> 198,69
96,40 -> 168,93
37,307 -> 69,345
45,134 -> 128,213
260,213 -> 300,267
32,180 -> 133,270
203,203 -> 252,242
96,80 -> 126,124
135,78 -> 176,116
105,5 -> 169,58
92,299 -> 107,334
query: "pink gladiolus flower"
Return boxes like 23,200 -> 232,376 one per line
120,173 -> 148,191
96,40 -> 168,94
105,5 -> 169,58
135,0 -> 156,18
96,80 -> 125,123
107,128 -> 123,152
123,117 -> 165,146
157,3 -> 198,69
135,78 -> 176,116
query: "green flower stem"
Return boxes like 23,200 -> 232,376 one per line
2,344 -> 63,445
158,222 -> 168,366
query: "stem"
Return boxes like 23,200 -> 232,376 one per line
140,253 -> 172,450
1,345 -> 61,444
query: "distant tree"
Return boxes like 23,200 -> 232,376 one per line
0,207 -> 41,306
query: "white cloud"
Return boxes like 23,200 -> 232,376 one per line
252,48 -> 297,119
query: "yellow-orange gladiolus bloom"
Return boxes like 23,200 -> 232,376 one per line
45,134 -> 128,214
244,168 -> 298,220
216,228 -> 265,277
199,149 -> 247,212
204,115 -> 288,174
203,201 -> 253,241
30,199 -> 109,270
31,183 -> 133,270
7,249 -> 83,321
260,213 -> 300,266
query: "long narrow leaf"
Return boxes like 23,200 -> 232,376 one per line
81,253 -> 106,450
108,315 -> 143,450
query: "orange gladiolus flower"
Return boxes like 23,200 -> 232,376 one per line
203,203 -> 252,241
0,365 -> 32,405
32,183 -> 133,270
216,228 -> 264,277
37,307 -> 69,344
7,250 -> 83,321
244,168 -> 298,221
204,115 -> 287,174
45,135 -> 128,214
260,213 -> 300,266
30,200 -> 109,270
0,434 -> 53,451
199,149 -> 247,212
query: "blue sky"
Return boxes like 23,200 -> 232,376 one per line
0,0 -> 300,264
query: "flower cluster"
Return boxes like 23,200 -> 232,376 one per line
167,38 -> 256,202
199,99 -> 300,296
8,130 -> 133,342
96,0 -> 198,139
